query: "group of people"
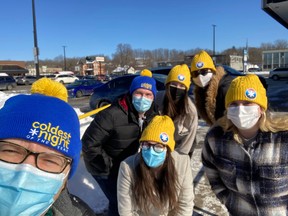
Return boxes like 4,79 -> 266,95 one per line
0,50 -> 287,216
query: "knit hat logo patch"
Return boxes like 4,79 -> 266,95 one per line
177,74 -> 185,82
196,61 -> 204,69
141,82 -> 152,90
245,88 -> 257,100
27,121 -> 71,153
160,132 -> 169,143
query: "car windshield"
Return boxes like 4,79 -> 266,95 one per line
152,73 -> 167,83
69,80 -> 83,86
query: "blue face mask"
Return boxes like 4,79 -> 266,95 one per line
132,96 -> 153,113
141,147 -> 166,168
0,161 -> 67,216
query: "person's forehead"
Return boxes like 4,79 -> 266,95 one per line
134,88 -> 152,94
3,138 -> 64,155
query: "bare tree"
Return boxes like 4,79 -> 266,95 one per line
112,43 -> 134,67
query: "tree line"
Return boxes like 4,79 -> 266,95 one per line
26,39 -> 288,73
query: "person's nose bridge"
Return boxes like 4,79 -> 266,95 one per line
22,152 -> 37,166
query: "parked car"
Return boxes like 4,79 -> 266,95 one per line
0,76 -> 17,90
269,67 -> 288,80
16,75 -> 37,85
66,79 -> 103,98
51,74 -> 79,84
89,74 -> 167,109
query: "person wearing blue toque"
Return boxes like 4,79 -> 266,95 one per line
82,69 -> 159,216
0,93 -> 95,216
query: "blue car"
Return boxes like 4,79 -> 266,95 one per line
66,79 -> 102,98
89,74 -> 167,109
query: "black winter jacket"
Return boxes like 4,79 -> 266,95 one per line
49,188 -> 95,216
82,94 -> 158,177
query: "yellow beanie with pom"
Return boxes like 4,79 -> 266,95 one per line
140,115 -> 175,151
31,77 -> 68,102
165,64 -> 191,90
190,50 -> 216,73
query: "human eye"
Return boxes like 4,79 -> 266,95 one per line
38,153 -> 65,170
141,142 -> 150,150
0,144 -> 23,156
154,144 -> 165,153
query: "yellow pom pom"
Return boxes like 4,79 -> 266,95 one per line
140,69 -> 152,77
31,77 -> 68,102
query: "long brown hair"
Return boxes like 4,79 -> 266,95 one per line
132,148 -> 179,215
162,84 -> 188,120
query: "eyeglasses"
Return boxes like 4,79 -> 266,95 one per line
191,69 -> 212,78
141,142 -> 166,153
0,141 -> 72,174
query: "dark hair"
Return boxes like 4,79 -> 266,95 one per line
133,148 -> 179,215
162,84 -> 188,120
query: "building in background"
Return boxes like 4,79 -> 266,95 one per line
262,49 -> 288,70
82,56 -> 106,76
0,61 -> 29,76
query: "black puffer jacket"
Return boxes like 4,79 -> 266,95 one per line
82,94 -> 158,177
49,188 -> 96,216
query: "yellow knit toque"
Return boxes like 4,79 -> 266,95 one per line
190,50 -> 216,73
31,77 -> 68,102
165,64 -> 191,90
225,74 -> 267,110
140,115 -> 175,151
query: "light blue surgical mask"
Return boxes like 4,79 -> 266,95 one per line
141,147 -> 166,168
132,96 -> 153,113
0,161 -> 67,216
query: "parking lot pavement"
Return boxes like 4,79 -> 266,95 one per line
191,120 -> 228,216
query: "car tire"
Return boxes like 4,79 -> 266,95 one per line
76,90 -> 83,98
98,100 -> 110,108
272,75 -> 279,80
6,84 -> 13,90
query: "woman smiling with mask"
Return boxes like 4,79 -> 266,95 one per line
156,64 -> 198,156
202,74 -> 288,215
117,115 -> 194,216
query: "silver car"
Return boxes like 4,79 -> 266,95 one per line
269,67 -> 288,80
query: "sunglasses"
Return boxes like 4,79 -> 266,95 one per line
191,69 -> 212,78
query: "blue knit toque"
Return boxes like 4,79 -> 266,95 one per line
129,69 -> 157,97
0,94 -> 81,178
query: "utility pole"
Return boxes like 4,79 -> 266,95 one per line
32,0 -> 40,78
212,24 -> 216,62
62,45 -> 67,71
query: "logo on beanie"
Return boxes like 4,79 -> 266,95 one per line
141,83 -> 152,90
160,132 -> 169,143
196,62 -> 204,68
177,74 -> 185,82
26,121 -> 71,152
245,88 -> 257,100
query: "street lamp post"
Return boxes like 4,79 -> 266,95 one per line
32,0 -> 40,78
212,24 -> 216,61
62,46 -> 67,71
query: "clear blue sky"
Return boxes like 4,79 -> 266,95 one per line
1,0 -> 287,61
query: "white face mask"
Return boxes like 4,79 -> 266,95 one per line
192,73 -> 213,88
227,105 -> 261,130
